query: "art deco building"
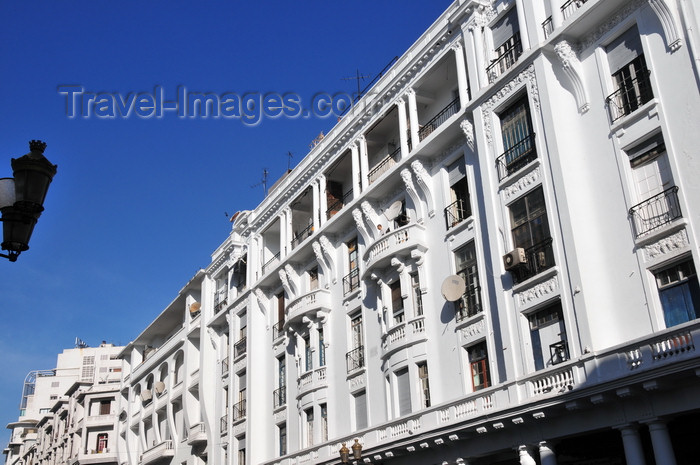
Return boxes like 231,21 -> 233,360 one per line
14,0 -> 700,464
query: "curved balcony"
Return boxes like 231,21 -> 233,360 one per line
140,440 -> 173,465
284,289 -> 331,329
297,366 -> 327,397
187,423 -> 206,446
363,223 -> 427,277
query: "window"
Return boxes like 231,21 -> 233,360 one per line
347,313 -> 364,372
232,255 -> 247,292
318,329 -> 326,367
655,259 -> 700,327
278,423 -> 287,456
497,97 -> 536,180
305,408 -> 314,447
487,7 -> 522,82
628,135 -> 681,237
277,292 -> 285,333
396,368 -> 412,416
237,436 -> 246,465
529,302 -> 568,370
320,404 -> 328,442
455,242 -> 482,320
96,433 -> 108,453
411,272 -> 423,316
304,335 -> 312,372
390,280 -> 404,324
393,200 -> 409,228
418,362 -> 431,408
606,25 -> 653,121
468,342 -> 491,391
309,267 -> 319,291
234,372 -> 246,420
508,187 -> 554,283
354,390 -> 367,430
274,356 -> 286,408
344,238 -> 360,295
99,400 -> 110,415
445,160 -> 471,229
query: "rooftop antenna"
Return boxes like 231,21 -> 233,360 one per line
287,151 -> 293,171
75,337 -> 88,349
250,168 -> 269,196
342,69 -> 372,101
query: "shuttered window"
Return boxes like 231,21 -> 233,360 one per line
354,391 -> 367,429
396,368 -> 412,416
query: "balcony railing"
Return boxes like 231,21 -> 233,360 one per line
141,440 -> 174,465
444,198 -> 472,230
221,357 -> 229,376
262,251 -> 280,276
220,414 -> 228,433
542,0 -> 589,38
272,322 -> 284,340
346,346 -> 365,373
214,288 -> 228,312
273,386 -> 286,409
327,190 -> 353,220
455,285 -> 482,322
629,186 -> 682,238
234,337 -> 247,358
291,223 -> 314,250
606,71 -> 653,122
418,97 -> 460,142
187,423 -> 206,445
509,238 -> 555,284
368,147 -> 401,184
496,133 -> 537,181
343,268 -> 360,296
232,399 -> 246,421
487,35 -> 523,83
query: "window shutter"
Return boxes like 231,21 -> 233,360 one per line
447,160 -> 467,185
396,368 -> 412,416
492,7 -> 519,48
607,26 -> 643,73
354,391 -> 367,429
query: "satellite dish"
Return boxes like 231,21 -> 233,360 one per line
189,302 -> 201,314
441,275 -> 466,302
384,200 -> 403,221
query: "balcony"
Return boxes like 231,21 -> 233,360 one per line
232,399 -> 246,422
346,346 -> 365,374
444,198 -> 472,230
214,288 -> 228,312
368,147 -> 401,185
606,71 -> 653,122
418,97 -> 460,142
543,0 -> 589,38
327,190 -> 353,220
140,440 -> 173,465
487,35 -> 523,83
220,414 -> 228,434
76,449 -> 118,465
508,238 -> 555,284
285,288 -> 331,328
261,251 -> 280,276
291,223 -> 314,250
343,268 -> 360,296
85,414 -> 115,428
273,386 -> 286,409
187,423 -> 207,446
221,357 -> 229,377
455,286 -> 482,322
234,337 -> 247,358
272,322 -> 285,341
629,186 -> 682,238
297,366 -> 327,396
496,133 -> 537,181
364,223 -> 426,276
382,317 -> 426,357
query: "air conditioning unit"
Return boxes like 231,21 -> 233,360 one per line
503,248 -> 527,270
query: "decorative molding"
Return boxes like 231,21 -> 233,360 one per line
643,229 -> 689,261
516,275 -> 560,307
273,408 -> 286,423
352,208 -> 371,245
554,40 -> 590,113
401,169 -> 425,222
233,358 -> 246,373
460,118 -> 475,151
284,264 -> 298,295
461,319 -> 485,339
390,257 -> 406,273
482,64 -> 539,146
279,269 -> 292,298
348,372 -> 366,391
254,288 -> 268,318
502,166 -> 541,201
312,241 -> 331,288
319,235 -> 337,284
411,160 -> 436,217
580,0 -> 645,51
361,200 -> 380,237
647,0 -> 683,51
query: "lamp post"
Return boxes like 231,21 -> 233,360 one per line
0,140 -> 57,262
339,439 -> 363,463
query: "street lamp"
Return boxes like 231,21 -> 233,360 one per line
0,140 -> 57,262
339,439 -> 362,463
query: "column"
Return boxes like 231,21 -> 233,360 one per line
350,142 -> 360,197
312,178 -> 320,232
550,0 -> 563,29
358,136 -> 369,191
647,420 -> 678,465
618,425 -> 647,465
518,445 -> 537,465
396,98 -> 410,157
514,0 -> 530,51
318,175 -> 327,228
452,42 -> 469,106
462,22 -> 482,92
470,18 -> 488,88
407,89 -> 420,148
539,441 -> 558,465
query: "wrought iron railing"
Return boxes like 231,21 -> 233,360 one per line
629,186 -> 682,238
343,268 -> 360,296
220,414 -> 228,433
542,0 -> 589,38
444,198 -> 472,230
496,133 -> 537,180
326,190 -> 353,220
273,386 -> 286,409
272,322 -> 284,340
234,337 -> 247,358
418,97 -> 460,142
455,285 -> 482,322
232,399 -> 246,421
368,147 -> 401,184
262,252 -> 280,276
221,357 -> 229,376
509,238 -> 555,284
346,346 -> 365,373
542,17 -> 554,38
291,223 -> 314,250
487,35 -> 523,83
606,71 -> 653,122
214,288 -> 228,312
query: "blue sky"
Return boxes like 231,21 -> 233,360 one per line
0,0 -> 452,447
